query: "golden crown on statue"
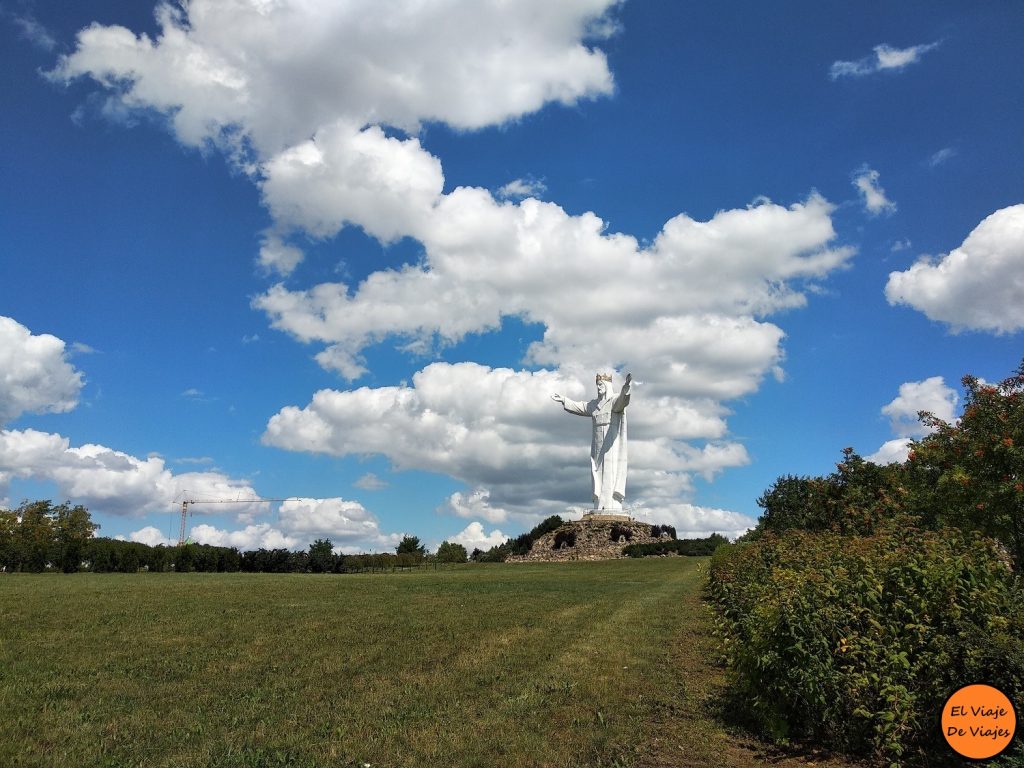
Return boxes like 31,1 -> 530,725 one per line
595,373 -> 613,383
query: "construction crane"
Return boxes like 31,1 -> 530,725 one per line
176,496 -> 296,546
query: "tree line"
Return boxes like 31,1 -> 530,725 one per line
0,507 -> 471,573
1,499 -> 712,573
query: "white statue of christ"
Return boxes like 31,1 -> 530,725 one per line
551,372 -> 632,511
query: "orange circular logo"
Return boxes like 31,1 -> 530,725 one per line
941,683 -> 1017,760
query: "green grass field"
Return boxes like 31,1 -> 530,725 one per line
0,559 -> 859,768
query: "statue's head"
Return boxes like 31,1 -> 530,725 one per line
596,372 -> 612,398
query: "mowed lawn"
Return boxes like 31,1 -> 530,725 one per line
0,560 -> 857,768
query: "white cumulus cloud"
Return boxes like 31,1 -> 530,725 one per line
444,487 -> 508,524
881,376 -> 958,437
277,497 -> 395,548
49,1 -> 621,277
0,316 -> 84,425
885,204 -> 1024,333
867,376 -> 959,463
260,122 -> 445,250
187,497 -> 401,553
450,521 -> 507,552
257,232 -> 305,276
0,318 -> 266,522
128,525 -> 175,547
864,442 -> 913,466
866,438 -> 914,466
50,0 -> 617,156
254,193 -> 850,388
631,502 -> 754,540
0,427 -> 261,518
190,522 -> 300,551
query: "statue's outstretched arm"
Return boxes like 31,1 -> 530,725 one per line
613,373 -> 632,412
555,394 -> 591,417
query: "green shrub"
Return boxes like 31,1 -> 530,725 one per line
708,520 -> 1024,765
747,450 -> 909,541
649,524 -> 677,539
623,533 -> 728,558
473,515 -> 563,561
436,540 -> 468,563
553,530 -> 577,549
906,363 -> 1024,567
609,524 -> 633,542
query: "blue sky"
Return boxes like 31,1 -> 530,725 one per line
1,0 -> 1022,554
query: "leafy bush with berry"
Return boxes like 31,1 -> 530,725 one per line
709,522 -> 1023,764
709,360 -> 1024,765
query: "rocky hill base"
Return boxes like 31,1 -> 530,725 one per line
507,517 -> 674,562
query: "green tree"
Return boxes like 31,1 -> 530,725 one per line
193,544 -> 225,572
476,515 -> 565,562
395,552 -> 418,568
16,500 -> 55,572
148,545 -> 171,572
751,475 -> 828,536
908,362 -> 1024,566
216,547 -> 241,572
435,540 -> 468,563
0,508 -> 19,571
308,538 -> 335,573
119,547 -> 140,573
53,502 -> 98,573
175,543 -> 195,572
396,535 -> 426,557
87,538 -> 115,572
747,451 -> 908,540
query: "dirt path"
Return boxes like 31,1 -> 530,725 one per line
637,562 -> 868,768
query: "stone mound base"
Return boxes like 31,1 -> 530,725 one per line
507,518 -> 669,563
579,512 -> 631,522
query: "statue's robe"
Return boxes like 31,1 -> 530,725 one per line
561,387 -> 630,510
